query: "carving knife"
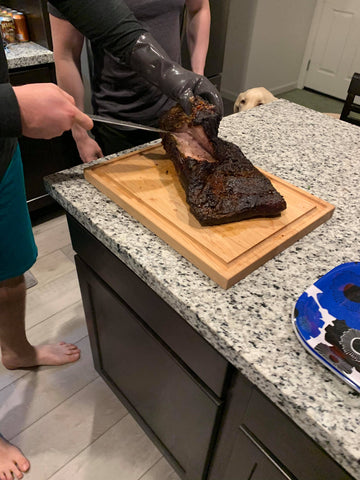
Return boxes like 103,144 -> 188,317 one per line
89,114 -> 167,133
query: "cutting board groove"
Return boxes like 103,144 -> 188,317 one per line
84,144 -> 334,288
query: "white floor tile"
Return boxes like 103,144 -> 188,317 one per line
32,213 -> 67,238
29,250 -> 75,290
25,270 -> 81,329
26,300 -> 87,346
0,366 -> 27,393
140,457 -> 181,480
49,415 -> 162,480
34,220 -> 71,259
60,244 -> 76,264
0,337 -> 97,439
12,377 -> 128,480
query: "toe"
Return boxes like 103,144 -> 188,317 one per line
69,352 -> 81,360
67,344 -> 79,351
19,459 -> 30,473
64,350 -> 81,363
13,467 -> 23,479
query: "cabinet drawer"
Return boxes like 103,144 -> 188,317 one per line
76,255 -> 222,479
243,388 -> 353,480
68,214 -> 230,398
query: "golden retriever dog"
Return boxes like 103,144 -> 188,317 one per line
234,87 -> 277,113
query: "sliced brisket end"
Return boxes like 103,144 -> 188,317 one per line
160,98 -> 287,226
159,97 -> 220,139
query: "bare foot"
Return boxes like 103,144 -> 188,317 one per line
2,342 -> 81,370
0,435 -> 30,480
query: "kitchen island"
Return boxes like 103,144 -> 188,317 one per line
45,100 -> 360,480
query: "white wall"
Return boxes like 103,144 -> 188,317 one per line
221,0 -> 317,100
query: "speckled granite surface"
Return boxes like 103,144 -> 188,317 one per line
45,99 -> 360,479
5,41 -> 53,69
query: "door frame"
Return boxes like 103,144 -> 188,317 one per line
297,0 -> 326,89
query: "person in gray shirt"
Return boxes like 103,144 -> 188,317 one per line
48,0 -> 212,162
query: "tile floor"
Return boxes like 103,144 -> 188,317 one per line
0,212 -> 180,480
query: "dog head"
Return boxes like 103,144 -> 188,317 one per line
234,87 -> 277,113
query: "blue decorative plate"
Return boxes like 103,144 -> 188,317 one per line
292,262 -> 360,392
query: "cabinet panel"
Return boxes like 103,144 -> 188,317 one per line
75,255 -> 223,480
9,64 -> 55,85
223,428 -> 290,480
19,132 -> 80,211
68,214 -> 230,398
209,372 -> 353,480
244,389 -> 353,480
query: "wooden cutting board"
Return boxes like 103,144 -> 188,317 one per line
84,144 -> 335,289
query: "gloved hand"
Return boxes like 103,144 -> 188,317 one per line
130,33 -> 224,117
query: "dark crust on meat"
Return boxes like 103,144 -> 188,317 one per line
160,98 -> 287,226
159,97 -> 220,139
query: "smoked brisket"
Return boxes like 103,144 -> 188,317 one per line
159,98 -> 287,226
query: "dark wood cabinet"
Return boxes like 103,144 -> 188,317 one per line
68,215 -> 231,480
75,255 -> 224,479
66,214 -> 355,480
208,373 -> 353,480
221,428 -> 290,480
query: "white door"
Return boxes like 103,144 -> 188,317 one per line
304,0 -> 360,100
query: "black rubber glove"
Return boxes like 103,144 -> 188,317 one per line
130,33 -> 224,117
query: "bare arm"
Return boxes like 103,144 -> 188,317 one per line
185,0 -> 210,75
49,14 -> 103,162
50,14 -> 85,110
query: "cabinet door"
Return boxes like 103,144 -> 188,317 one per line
75,255 -> 222,480
223,428 -> 291,480
68,214 -> 230,398
209,373 -> 354,480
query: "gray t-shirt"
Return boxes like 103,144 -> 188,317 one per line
48,0 -> 185,125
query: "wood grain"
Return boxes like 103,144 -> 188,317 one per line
84,144 -> 335,289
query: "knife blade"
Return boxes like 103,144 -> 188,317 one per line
89,114 -> 167,133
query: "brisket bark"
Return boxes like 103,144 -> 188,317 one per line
159,98 -> 287,226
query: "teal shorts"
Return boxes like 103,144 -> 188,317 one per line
0,145 -> 38,281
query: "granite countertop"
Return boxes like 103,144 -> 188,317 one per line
44,99 -> 360,479
5,41 -> 53,70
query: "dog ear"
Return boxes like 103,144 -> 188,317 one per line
234,95 -> 246,113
